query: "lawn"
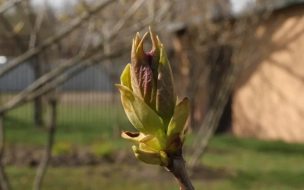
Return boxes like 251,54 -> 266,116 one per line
5,135 -> 304,190
2,102 -> 304,189
4,103 -> 132,145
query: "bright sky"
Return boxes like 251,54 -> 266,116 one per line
231,0 -> 253,13
32,0 -> 253,14
31,0 -> 76,12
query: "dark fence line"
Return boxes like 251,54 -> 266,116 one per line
0,61 -> 122,92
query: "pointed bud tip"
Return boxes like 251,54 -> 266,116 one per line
138,32 -> 148,46
115,84 -> 127,94
149,26 -> 154,36
133,33 -> 141,48
149,27 -> 159,51
131,39 -> 135,54
136,32 -> 140,41
179,97 -> 190,110
136,32 -> 148,57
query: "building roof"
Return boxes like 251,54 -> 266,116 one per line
166,0 -> 304,33
255,0 -> 304,13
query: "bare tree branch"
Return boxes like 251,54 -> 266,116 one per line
0,0 -> 153,114
27,1 -> 46,49
111,0 -> 145,35
0,11 -> 27,51
0,114 -> 11,190
0,44 -> 101,114
188,64 -> 241,169
0,46 -> 125,114
28,48 -> 128,101
0,3 -> 172,114
0,0 -> 115,77
78,19 -> 96,56
165,150 -> 195,190
26,3 -> 173,106
0,0 -> 24,15
32,99 -> 57,190
116,1 -> 171,34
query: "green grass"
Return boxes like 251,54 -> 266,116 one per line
3,103 -> 304,189
4,103 -> 132,145
201,135 -> 304,190
5,135 -> 304,190
6,166 -> 218,190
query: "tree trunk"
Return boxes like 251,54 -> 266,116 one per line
33,98 -> 57,190
33,57 -> 44,128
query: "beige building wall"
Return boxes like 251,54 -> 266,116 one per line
233,5 -> 304,143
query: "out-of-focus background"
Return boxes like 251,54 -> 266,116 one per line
0,0 -> 303,189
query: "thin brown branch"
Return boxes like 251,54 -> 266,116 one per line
188,65 -> 240,169
0,0 -> 160,115
78,19 -> 96,56
0,47 -> 127,114
0,114 -> 11,190
165,151 -> 194,190
25,0 -> 45,49
26,3 -> 172,102
0,0 -> 24,15
0,0 -> 115,77
0,44 -> 101,114
111,0 -> 145,35
0,13 -> 27,51
27,48 -> 128,101
190,66 -> 211,148
32,99 -> 57,190
115,1 -> 171,35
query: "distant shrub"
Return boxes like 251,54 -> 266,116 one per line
52,142 -> 73,155
90,142 -> 114,157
